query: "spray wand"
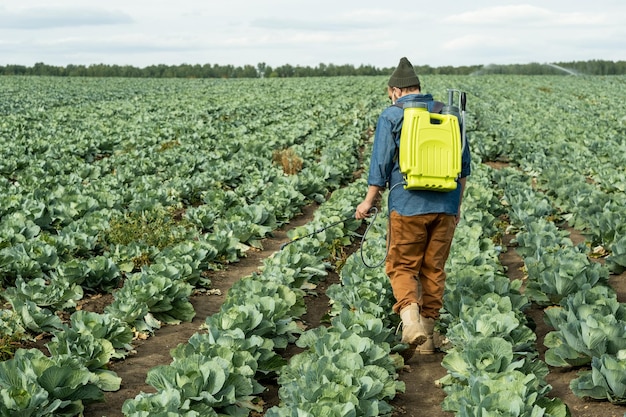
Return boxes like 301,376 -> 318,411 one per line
279,213 -> 358,250
460,91 -> 467,154
279,207 -> 384,269
444,89 -> 468,155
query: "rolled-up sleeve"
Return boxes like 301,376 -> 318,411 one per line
367,111 -> 398,188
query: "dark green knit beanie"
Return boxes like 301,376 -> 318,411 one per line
388,57 -> 420,88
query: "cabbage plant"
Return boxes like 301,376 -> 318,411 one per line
570,350 -> 626,404
0,348 -> 106,416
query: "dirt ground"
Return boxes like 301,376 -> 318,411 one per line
78,205 -> 626,417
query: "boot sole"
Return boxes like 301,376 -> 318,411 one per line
400,330 -> 428,346
399,335 -> 428,362
412,334 -> 428,346
418,335 -> 436,354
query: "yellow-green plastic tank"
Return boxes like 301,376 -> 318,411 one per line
399,102 -> 461,191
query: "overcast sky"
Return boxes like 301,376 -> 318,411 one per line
1,1 -> 625,69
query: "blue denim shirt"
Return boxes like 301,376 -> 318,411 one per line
367,93 -> 471,216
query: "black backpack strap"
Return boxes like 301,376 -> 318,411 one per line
432,100 -> 444,113
393,100 -> 445,113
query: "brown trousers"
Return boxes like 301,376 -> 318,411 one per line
386,211 -> 457,319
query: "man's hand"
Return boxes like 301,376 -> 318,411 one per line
356,185 -> 383,220
355,201 -> 373,220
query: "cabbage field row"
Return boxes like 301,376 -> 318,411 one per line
1,74 -> 625,416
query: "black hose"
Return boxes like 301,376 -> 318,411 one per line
358,206 -> 390,269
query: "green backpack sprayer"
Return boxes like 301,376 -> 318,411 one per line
281,89 -> 468,268
398,89 -> 467,192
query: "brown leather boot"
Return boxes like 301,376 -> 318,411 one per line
417,317 -> 436,354
398,303 -> 427,361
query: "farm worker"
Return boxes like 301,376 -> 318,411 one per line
355,57 -> 471,360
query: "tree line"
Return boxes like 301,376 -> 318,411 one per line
1,60 -> 625,78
